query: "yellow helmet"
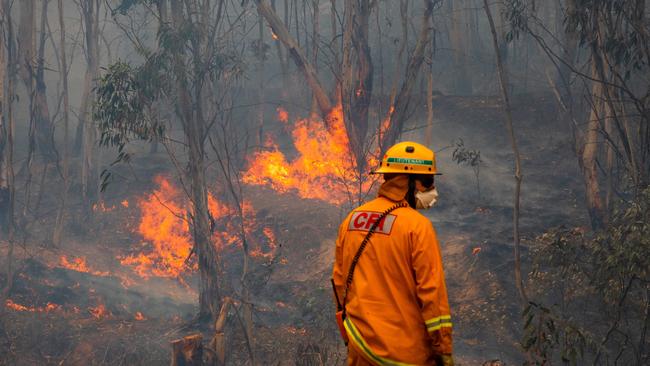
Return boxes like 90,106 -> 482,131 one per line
372,141 -> 439,175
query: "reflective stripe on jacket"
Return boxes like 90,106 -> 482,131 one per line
332,176 -> 452,365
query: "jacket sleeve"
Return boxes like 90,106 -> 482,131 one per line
331,215 -> 350,309
411,219 -> 453,355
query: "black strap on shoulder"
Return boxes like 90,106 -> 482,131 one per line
339,202 -> 408,315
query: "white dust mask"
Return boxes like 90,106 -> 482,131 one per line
415,188 -> 439,210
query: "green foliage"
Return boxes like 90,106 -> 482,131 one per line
94,12 -> 245,191
452,139 -> 483,200
567,0 -> 648,73
95,61 -> 166,149
525,188 -> 650,364
523,302 -> 588,366
452,138 -> 482,168
94,60 -> 167,191
503,0 -> 528,42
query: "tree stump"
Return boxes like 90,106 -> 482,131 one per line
208,297 -> 232,366
171,334 -> 203,366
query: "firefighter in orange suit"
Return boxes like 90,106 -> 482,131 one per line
332,141 -> 454,366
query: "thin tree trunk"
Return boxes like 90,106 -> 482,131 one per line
257,8 -> 265,149
20,0 -> 36,219
33,0 -> 54,160
581,59 -> 606,229
52,0 -> 69,246
80,0 -> 100,217
18,0 -> 52,159
557,0 -> 577,99
18,0 -> 34,86
375,3 -> 384,99
426,26 -> 434,146
340,0 -> 373,173
0,1 -> 8,232
381,0 -> 435,151
310,0 -> 320,116
388,0 -> 408,108
330,0 -> 339,77
578,7 -> 608,229
605,104 -> 614,215
170,0 -> 222,321
294,0 -> 299,47
496,0 -> 508,66
449,0 -> 471,94
254,0 -> 333,119
270,0 -> 288,94
483,0 -> 528,304
0,0 -> 16,307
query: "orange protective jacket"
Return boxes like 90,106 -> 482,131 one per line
332,175 -> 453,366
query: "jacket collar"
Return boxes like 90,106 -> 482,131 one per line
378,174 -> 409,202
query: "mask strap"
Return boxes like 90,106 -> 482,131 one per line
406,175 -> 417,209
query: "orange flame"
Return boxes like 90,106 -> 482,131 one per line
123,177 -> 278,278
276,107 -> 289,123
93,201 -> 116,212
5,299 -> 61,313
134,311 -> 146,321
243,105 -> 376,204
59,256 -> 109,277
5,299 -> 29,312
88,303 -> 110,319
121,200 -> 129,208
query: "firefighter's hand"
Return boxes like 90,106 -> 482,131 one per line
434,354 -> 454,366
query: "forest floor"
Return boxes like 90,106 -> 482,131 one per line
0,92 -> 589,365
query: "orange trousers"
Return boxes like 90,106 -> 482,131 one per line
347,345 -> 440,366
347,345 -> 374,366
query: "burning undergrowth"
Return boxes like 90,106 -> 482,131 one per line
118,176 -> 279,281
243,105 -> 381,205
3,175 -> 282,323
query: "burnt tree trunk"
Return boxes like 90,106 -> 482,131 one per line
33,0 -> 54,160
0,0 -> 15,234
52,0 -> 70,246
0,0 -> 16,307
18,0 -> 53,158
19,0 -> 37,218
340,0 -> 373,172
79,0 -> 100,217
170,0 -> 222,322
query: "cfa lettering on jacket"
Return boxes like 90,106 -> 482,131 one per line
347,211 -> 397,235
